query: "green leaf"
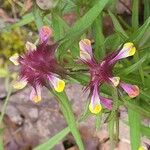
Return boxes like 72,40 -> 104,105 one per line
128,105 -> 141,150
33,5 -> 44,30
130,17 -> 150,44
131,0 -> 139,29
2,13 -> 34,31
144,0 -> 150,21
141,125 -> 150,139
118,54 -> 147,75
50,90 -> 84,150
34,127 -> 70,150
108,11 -> 128,38
64,0 -> 110,40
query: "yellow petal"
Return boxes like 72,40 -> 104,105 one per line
123,42 -> 136,56
54,79 -> 65,92
13,79 -> 27,89
32,95 -> 41,103
9,53 -> 19,66
109,77 -> 120,87
138,146 -> 146,150
25,41 -> 36,51
89,103 -> 102,114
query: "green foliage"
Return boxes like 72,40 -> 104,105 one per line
0,0 -> 150,150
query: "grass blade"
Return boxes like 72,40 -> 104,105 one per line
34,127 -> 70,150
128,104 -> 141,150
50,90 -> 84,150
109,11 -> 128,38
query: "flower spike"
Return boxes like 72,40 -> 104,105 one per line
79,39 -> 140,111
120,82 -> 139,98
89,87 -> 102,114
9,53 -> 19,66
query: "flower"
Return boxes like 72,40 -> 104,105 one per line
10,26 -> 66,103
79,39 -> 140,114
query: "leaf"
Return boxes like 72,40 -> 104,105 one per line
130,17 -> 150,44
131,0 -> 139,29
118,54 -> 147,75
63,0 -> 110,40
128,106 -> 141,150
141,125 -> 150,139
34,127 -> 70,150
33,5 -> 44,30
2,13 -> 34,31
50,90 -> 84,150
108,11 -> 128,38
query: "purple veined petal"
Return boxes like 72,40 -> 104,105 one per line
30,85 -> 42,103
39,26 -> 53,43
48,74 -> 65,93
79,39 -> 93,61
100,96 -> 112,110
89,86 -> 102,114
110,42 -> 136,64
120,82 -> 140,98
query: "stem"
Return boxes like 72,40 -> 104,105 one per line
109,87 -> 119,149
0,86 -> 12,125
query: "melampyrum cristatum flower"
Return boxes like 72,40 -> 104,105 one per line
10,26 -> 66,103
79,39 -> 140,114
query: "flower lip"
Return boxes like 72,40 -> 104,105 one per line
89,86 -> 102,114
39,26 -> 53,43
79,39 -> 93,62
120,82 -> 140,98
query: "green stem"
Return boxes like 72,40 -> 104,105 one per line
109,87 -> 119,149
0,86 -> 12,125
49,89 -> 84,150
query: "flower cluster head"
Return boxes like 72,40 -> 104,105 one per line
10,26 -> 65,103
79,39 -> 140,114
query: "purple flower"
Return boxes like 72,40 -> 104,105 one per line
10,26 -> 65,103
79,39 -> 139,114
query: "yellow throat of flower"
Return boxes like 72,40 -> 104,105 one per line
89,103 -> 102,114
32,95 -> 41,103
54,80 -> 65,92
123,42 -> 136,56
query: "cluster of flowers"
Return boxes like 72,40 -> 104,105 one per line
10,26 -> 139,114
